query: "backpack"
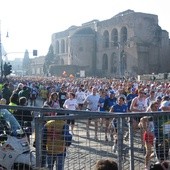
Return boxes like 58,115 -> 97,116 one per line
45,120 -> 65,154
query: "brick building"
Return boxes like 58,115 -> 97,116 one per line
51,9 -> 170,77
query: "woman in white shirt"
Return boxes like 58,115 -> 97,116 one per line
63,92 -> 78,134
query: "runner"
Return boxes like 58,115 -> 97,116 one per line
84,87 -> 100,140
109,96 -> 128,153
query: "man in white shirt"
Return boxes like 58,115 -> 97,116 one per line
84,87 -> 100,140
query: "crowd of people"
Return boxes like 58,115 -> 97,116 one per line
0,76 -> 169,169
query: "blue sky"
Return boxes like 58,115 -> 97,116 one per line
0,0 -> 169,60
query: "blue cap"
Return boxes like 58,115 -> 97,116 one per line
110,90 -> 115,94
131,88 -> 136,92
156,96 -> 162,101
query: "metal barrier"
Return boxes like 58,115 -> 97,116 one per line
0,105 -> 169,170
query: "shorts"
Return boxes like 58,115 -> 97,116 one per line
30,94 -> 37,100
67,119 -> 75,125
143,131 -> 154,146
78,104 -> 84,107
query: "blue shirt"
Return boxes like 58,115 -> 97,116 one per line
104,97 -> 117,111
98,97 -> 106,111
113,104 -> 128,112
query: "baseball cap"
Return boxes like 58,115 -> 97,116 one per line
110,90 -> 115,94
131,88 -> 136,92
156,96 -> 162,101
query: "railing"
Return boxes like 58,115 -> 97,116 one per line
0,105 -> 169,170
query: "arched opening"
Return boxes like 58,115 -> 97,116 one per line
103,30 -> 109,48
110,53 -> 117,73
102,54 -> 108,71
120,51 -> 127,76
111,28 -> 118,47
120,27 -> 127,43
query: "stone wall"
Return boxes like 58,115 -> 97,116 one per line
50,10 -> 170,77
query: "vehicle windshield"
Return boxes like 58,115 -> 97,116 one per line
0,109 -> 25,138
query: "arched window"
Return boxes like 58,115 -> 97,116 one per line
120,27 -> 127,43
61,39 -> 65,53
110,53 -> 117,73
120,50 -> 127,76
103,30 -> 109,48
102,54 -> 108,70
111,28 -> 118,47
56,41 -> 59,54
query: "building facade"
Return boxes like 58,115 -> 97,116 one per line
51,10 -> 170,77
30,56 -> 45,76
10,58 -> 23,76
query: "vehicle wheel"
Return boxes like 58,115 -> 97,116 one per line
12,163 -> 33,170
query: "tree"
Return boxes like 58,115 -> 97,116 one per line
43,45 -> 55,74
22,49 -> 30,75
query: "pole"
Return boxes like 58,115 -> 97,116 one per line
117,117 -> 123,170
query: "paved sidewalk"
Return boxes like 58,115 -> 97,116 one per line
30,97 -> 149,170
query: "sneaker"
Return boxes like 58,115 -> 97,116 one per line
144,165 -> 150,170
112,144 -> 117,153
140,145 -> 144,152
124,132 -> 129,141
110,134 -> 114,141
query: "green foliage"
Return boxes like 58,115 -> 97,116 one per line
3,62 -> 12,77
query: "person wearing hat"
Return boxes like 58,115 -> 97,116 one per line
103,90 -> 117,112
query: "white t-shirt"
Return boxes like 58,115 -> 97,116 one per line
159,100 -> 170,110
63,98 -> 78,110
76,91 -> 86,104
84,94 -> 100,111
